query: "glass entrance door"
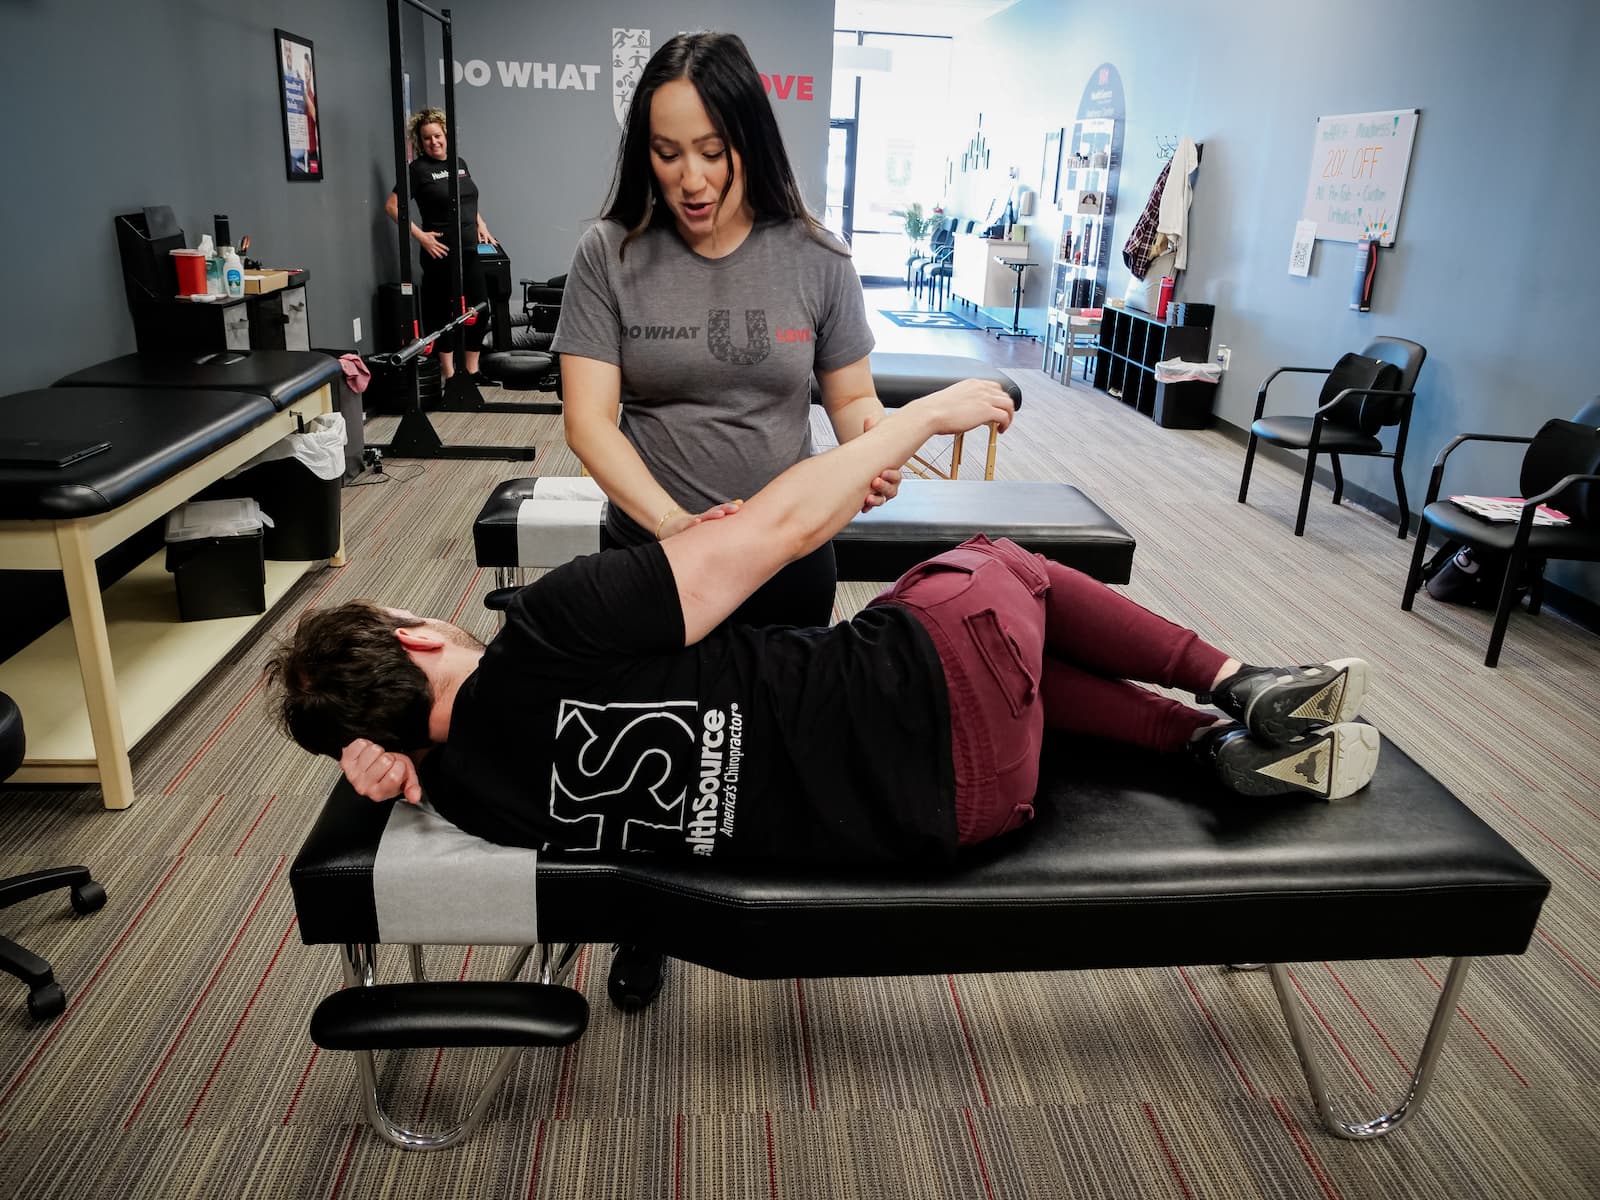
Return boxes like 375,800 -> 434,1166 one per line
826,119 -> 857,245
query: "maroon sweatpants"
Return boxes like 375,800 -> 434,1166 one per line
872,536 -> 1229,847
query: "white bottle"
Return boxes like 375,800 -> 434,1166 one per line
221,246 -> 244,298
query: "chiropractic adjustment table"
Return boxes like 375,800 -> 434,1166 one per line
290,732 -> 1549,1151
0,351 -> 342,808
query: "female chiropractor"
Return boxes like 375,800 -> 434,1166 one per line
552,31 -> 899,629
551,32 -> 902,1006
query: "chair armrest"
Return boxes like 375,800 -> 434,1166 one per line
1423,432 -> 1537,507
1254,365 -> 1332,421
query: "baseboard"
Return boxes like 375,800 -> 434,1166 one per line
1212,418 -> 1600,636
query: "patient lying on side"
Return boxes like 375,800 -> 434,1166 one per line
265,379 -> 1379,865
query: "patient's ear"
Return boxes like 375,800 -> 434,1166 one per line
395,624 -> 447,653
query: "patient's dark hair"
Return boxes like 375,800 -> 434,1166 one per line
263,601 -> 434,759
603,31 -> 840,257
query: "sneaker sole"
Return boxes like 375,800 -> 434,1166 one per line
1243,658 -> 1369,744
1215,722 -> 1381,800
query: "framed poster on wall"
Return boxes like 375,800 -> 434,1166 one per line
275,29 -> 323,181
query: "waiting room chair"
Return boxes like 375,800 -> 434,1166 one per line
1238,337 -> 1426,537
1401,412 -> 1600,667
1,691 -> 107,1020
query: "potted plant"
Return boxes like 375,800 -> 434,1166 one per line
892,202 -> 935,249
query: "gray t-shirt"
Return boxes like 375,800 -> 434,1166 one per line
551,218 -> 875,543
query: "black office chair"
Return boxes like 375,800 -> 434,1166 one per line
1401,415 -> 1600,667
1,691 -> 107,1020
1238,337 -> 1427,537
915,229 -> 955,305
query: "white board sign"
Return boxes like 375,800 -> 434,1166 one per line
1300,109 -> 1419,245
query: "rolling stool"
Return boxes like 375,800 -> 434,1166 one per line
1,692 -> 108,1020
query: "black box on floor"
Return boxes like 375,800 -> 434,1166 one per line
164,500 -> 267,621
1152,379 -> 1217,429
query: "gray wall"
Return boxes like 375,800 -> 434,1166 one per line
6,0 -> 425,393
417,0 -> 836,281
951,0 -> 1600,603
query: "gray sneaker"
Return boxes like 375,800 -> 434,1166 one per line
1199,658 -> 1369,745
1194,721 -> 1380,801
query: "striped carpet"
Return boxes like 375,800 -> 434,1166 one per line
2,373 -> 1598,1199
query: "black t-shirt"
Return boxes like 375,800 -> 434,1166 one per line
418,544 -> 958,866
400,155 -> 480,243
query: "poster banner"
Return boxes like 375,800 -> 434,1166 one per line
276,29 -> 323,181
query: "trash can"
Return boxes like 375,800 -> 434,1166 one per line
164,499 -> 269,621
1151,358 -> 1222,430
204,412 -> 346,559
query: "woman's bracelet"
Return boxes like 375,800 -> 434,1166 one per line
655,505 -> 683,540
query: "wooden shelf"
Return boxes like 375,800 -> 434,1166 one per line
0,553 -> 320,773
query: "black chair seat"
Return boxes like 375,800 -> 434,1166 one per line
481,350 -> 556,390
54,351 -> 341,412
1420,500 -> 1600,559
1251,415 -> 1384,454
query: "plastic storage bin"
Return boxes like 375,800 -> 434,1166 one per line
164,499 -> 268,621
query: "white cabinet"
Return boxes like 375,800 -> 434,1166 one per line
951,234 -> 1028,310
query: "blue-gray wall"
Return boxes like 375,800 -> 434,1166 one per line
416,0 -> 835,282
952,0 -> 1600,603
5,0 -> 428,393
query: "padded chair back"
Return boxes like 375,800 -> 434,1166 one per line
1521,419 -> 1600,526
1363,337 -> 1427,395
1319,352 -> 1403,435
1573,397 -> 1600,427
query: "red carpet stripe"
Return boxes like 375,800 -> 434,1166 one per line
184,914 -> 300,1126
1492,793 -> 1600,884
553,946 -> 591,1121
450,567 -> 487,624
1414,959 -> 1529,1087
1321,963 -> 1410,1074
178,793 -> 229,856
164,678 -> 270,794
1141,1102 -> 1195,1200
232,794 -> 277,856
1269,1095 -> 1342,1200
1176,967 -> 1258,1097
1287,968 -> 1375,1093
793,979 -> 818,1110
524,1117 -> 548,1200
1537,928 -> 1600,993
946,975 -> 992,1107
281,1048 -> 321,1125
325,1124 -> 361,1200
123,855 -> 289,1129
962,1106 -> 997,1200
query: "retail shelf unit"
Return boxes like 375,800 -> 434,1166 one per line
1091,305 -> 1214,426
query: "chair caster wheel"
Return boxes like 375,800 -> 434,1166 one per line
71,881 -> 107,915
28,982 -> 66,1021
607,945 -> 666,1013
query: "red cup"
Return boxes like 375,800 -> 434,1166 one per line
170,248 -> 207,296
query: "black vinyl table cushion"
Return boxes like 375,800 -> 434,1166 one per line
0,387 -> 277,520
291,732 -> 1549,978
54,351 -> 341,412
471,478 -> 1136,585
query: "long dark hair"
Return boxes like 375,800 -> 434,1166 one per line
602,32 -> 841,257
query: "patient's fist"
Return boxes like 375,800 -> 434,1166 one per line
340,738 -> 422,804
